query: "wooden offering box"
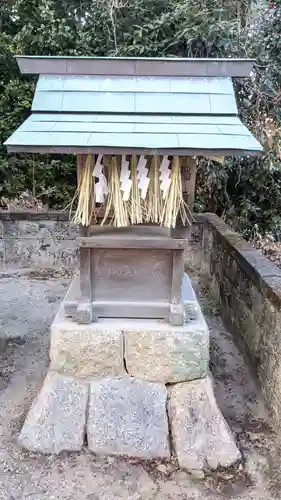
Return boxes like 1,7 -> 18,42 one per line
65,225 -> 188,326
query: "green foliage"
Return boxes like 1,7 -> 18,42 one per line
0,0 -> 281,238
195,1 -> 281,239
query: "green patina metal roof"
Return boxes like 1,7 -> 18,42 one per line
4,56 -> 263,156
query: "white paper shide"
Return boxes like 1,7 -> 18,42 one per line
120,155 -> 132,201
159,156 -> 171,199
137,155 -> 150,199
93,154 -> 108,203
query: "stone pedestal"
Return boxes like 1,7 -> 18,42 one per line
18,274 -> 241,472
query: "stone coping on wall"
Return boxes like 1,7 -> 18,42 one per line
0,211 -> 71,222
203,212 -> 281,311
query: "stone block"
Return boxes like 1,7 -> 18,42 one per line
182,273 -> 199,320
50,322 -> 124,379
18,372 -> 88,453
87,377 -> 170,459
169,376 -> 241,472
50,278 -> 125,378
124,308 -> 209,383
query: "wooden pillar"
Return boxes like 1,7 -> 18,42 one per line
76,154 -> 94,323
181,156 -> 197,210
76,153 -> 88,184
170,156 -> 197,240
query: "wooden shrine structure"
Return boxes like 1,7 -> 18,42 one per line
5,56 -> 262,327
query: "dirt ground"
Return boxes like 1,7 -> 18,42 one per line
0,268 -> 281,500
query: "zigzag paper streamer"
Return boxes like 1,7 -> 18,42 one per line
120,155 -> 132,201
93,154 -> 103,177
137,155 -> 150,199
93,154 -> 108,203
159,155 -> 171,199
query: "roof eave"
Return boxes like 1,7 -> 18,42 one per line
6,144 -> 263,157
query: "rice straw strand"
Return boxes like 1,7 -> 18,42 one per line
73,154 -> 94,226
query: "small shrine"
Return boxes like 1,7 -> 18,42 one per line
5,56 -> 262,472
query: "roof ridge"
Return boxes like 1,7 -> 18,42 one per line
16,56 -> 254,78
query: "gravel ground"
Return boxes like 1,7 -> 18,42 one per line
0,268 -> 280,500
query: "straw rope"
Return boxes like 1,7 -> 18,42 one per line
72,154 -> 193,228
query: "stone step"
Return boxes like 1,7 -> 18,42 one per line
50,304 -> 209,384
18,372 -> 241,474
169,376 -> 241,472
87,377 -> 170,459
18,372 -> 88,454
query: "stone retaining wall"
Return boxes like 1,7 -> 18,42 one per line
0,211 -> 203,270
0,212 -> 78,270
201,213 -> 281,426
